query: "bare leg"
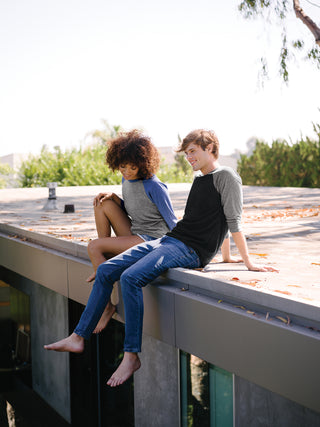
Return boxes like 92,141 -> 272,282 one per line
87,199 -> 133,282
87,199 -> 151,334
87,200 -> 145,333
44,333 -> 84,353
107,352 -> 141,387
89,235 -> 144,333
94,199 -> 133,238
93,303 -> 116,334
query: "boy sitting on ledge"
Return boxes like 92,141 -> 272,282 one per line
44,129 -> 278,387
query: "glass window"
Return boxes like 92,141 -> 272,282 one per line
180,351 -> 233,427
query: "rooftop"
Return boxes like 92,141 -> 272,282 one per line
2,183 -> 320,414
1,183 -> 320,319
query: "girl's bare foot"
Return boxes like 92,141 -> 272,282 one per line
93,302 -> 116,334
44,333 -> 84,353
107,352 -> 141,387
86,271 -> 96,282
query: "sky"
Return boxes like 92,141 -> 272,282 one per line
1,0 -> 320,157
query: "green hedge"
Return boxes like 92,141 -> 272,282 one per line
237,123 -> 320,188
18,145 -> 193,187
19,144 -> 121,187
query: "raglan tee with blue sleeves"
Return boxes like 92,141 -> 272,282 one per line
121,175 -> 177,238
167,166 -> 243,267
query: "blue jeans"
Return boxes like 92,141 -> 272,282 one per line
74,236 -> 200,352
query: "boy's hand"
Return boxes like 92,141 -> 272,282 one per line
247,263 -> 279,273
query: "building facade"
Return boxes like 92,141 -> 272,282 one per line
1,222 -> 320,426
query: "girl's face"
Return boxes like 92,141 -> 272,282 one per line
119,163 -> 140,180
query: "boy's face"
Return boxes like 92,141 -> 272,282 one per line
184,142 -> 215,174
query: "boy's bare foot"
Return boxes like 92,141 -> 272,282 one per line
44,333 -> 84,353
86,271 -> 96,282
93,302 -> 116,334
107,352 -> 141,387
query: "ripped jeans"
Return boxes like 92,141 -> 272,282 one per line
74,235 -> 200,352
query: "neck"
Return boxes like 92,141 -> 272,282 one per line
201,160 -> 220,175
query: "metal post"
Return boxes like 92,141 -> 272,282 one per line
42,182 -> 58,210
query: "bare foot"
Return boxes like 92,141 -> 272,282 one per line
86,271 -> 96,282
93,302 -> 116,334
44,333 -> 84,353
107,352 -> 141,387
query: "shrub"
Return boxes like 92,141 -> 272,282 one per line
238,123 -> 320,188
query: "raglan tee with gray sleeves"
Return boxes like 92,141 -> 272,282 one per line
121,175 -> 177,238
167,166 -> 243,267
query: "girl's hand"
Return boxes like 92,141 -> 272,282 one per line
93,192 -> 113,206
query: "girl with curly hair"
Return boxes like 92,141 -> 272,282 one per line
86,129 -> 177,333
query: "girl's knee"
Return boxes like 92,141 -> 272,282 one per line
94,199 -> 115,214
87,238 -> 99,255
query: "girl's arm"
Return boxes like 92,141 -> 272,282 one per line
144,178 -> 177,230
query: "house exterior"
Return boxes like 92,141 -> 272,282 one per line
1,184 -> 320,426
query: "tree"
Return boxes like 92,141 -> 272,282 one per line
85,120 -> 123,146
238,0 -> 320,82
0,163 -> 13,189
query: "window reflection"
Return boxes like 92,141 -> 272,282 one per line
180,351 -> 233,427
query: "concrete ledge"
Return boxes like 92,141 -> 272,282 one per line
174,289 -> 320,413
165,268 -> 320,329
0,234 -> 69,298
0,224 -> 89,260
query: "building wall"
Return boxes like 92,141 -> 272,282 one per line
1,270 -> 71,423
3,266 -> 320,426
31,283 -> 71,423
134,334 -> 180,427
2,231 -> 320,425
235,376 -> 320,427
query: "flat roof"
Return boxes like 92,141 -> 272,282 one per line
1,183 -> 320,311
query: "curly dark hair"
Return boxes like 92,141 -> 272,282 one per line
106,130 -> 160,179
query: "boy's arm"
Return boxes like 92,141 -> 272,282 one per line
221,237 -> 242,263
231,231 -> 278,272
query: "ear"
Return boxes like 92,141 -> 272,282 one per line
206,143 -> 214,152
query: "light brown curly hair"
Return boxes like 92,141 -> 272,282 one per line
177,129 -> 220,159
106,130 -> 160,179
